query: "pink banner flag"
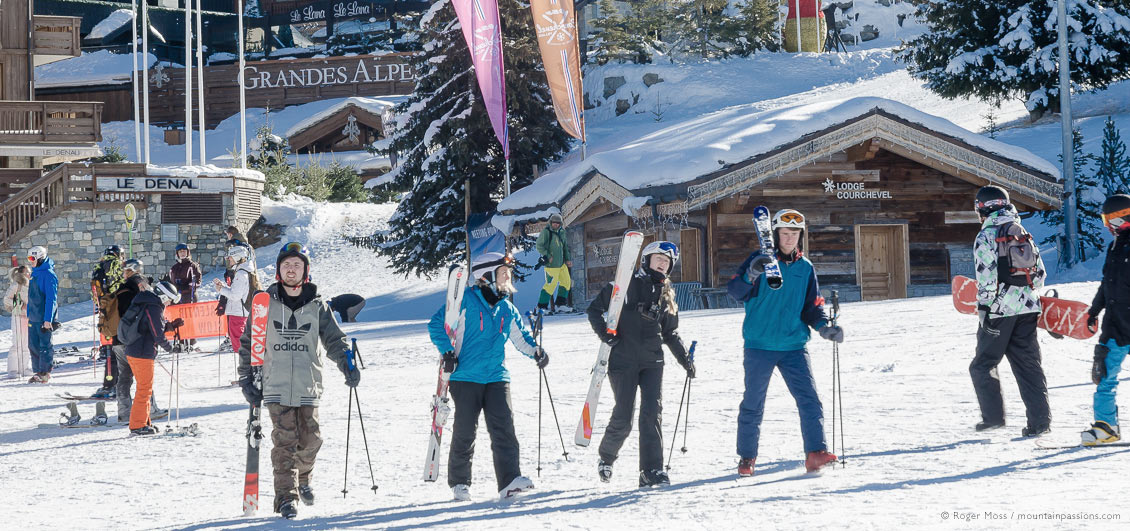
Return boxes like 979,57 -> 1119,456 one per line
452,0 -> 510,158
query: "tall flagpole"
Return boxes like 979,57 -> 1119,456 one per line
794,0 -> 802,51
1058,0 -> 1077,265
131,0 -> 140,160
142,0 -> 151,163
184,0 -> 194,165
195,0 -> 206,164
237,0 -> 248,169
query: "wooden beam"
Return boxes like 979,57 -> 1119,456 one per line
845,138 -> 878,162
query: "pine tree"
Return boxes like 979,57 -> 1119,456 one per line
374,0 -> 572,276
590,0 -> 651,64
900,0 -> 1130,119
1094,116 -> 1130,195
1042,128 -> 1102,261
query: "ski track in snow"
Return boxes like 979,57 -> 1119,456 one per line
2,275 -> 1127,529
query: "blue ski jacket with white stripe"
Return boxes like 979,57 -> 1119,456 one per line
727,250 -> 828,351
428,285 -> 539,384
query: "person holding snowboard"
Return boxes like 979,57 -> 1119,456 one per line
427,252 -> 543,501
969,185 -> 1050,437
587,241 -> 695,488
727,209 -> 843,477
214,246 -> 258,356
536,213 -> 573,313
1083,194 -> 1130,445
237,242 -> 356,520
120,279 -> 183,436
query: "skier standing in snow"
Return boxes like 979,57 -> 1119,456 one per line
169,243 -> 201,305
90,246 -> 125,398
214,246 -> 258,355
427,252 -> 543,501
1083,194 -> 1130,445
536,213 -> 573,313
587,241 -> 695,487
113,260 -> 165,422
120,279 -> 183,436
969,185 -> 1050,437
237,243 -> 356,519
27,246 -> 58,383
5,265 -> 32,379
727,209 -> 843,477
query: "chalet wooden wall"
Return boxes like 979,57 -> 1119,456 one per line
1,0 -> 31,101
708,149 -> 984,290
36,88 -> 134,123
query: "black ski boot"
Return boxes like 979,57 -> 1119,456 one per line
298,485 -> 315,506
1022,424 -> 1050,437
278,500 -> 298,519
598,460 -> 613,483
130,425 -> 159,436
639,469 -> 670,488
975,420 -> 1005,432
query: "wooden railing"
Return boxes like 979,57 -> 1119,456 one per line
33,16 -> 82,57
0,163 -> 148,249
0,169 -> 46,203
0,101 -> 103,143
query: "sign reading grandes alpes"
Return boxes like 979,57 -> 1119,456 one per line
243,59 -> 415,90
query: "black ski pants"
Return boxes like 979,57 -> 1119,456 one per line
100,344 -> 116,389
971,313 -> 1051,429
599,364 -> 664,472
448,380 -> 521,491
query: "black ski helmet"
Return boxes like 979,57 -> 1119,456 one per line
1102,194 -> 1130,233
105,245 -> 122,257
975,185 -> 1010,216
276,242 -> 311,284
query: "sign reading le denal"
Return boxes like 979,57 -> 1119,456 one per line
98,177 -> 235,194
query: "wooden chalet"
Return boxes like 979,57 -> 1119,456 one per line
498,99 -> 1062,306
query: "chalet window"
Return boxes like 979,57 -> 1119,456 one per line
161,193 -> 223,224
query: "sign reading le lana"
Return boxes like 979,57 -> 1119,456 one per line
243,57 -> 415,90
98,176 -> 234,194
290,0 -> 375,23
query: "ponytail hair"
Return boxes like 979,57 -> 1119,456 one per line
661,277 -> 678,316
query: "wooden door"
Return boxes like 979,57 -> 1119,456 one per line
855,225 -> 908,301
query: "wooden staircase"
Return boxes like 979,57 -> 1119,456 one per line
0,163 -> 147,250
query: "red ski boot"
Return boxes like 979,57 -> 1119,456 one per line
738,458 -> 755,477
804,450 -> 838,473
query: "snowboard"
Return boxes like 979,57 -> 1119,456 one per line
56,392 -> 113,402
752,206 -> 783,290
575,231 -> 645,447
1035,437 -> 1130,450
423,264 -> 467,482
242,291 -> 270,516
950,275 -> 1097,340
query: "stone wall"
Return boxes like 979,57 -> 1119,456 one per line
10,194 -> 253,307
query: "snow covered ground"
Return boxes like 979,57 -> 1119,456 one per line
3,199 -> 1127,530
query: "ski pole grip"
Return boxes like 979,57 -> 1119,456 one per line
347,338 -> 357,371
688,340 -> 697,362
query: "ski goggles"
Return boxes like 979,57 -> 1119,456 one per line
777,211 -> 805,224
281,242 -> 308,255
1102,207 -> 1130,231
974,198 -> 1009,211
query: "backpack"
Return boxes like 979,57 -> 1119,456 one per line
91,255 -> 124,296
995,222 -> 1039,288
117,302 -> 146,346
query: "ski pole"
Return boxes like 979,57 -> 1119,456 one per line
665,341 -> 695,470
830,290 -> 846,467
529,309 -> 569,462
681,342 -> 695,454
537,350 -> 543,477
342,339 -> 378,497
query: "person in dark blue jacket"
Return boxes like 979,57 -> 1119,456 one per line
726,209 -> 844,477
122,280 -> 183,436
26,246 -> 58,383
427,252 -> 545,501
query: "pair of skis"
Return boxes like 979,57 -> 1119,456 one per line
423,265 -> 467,482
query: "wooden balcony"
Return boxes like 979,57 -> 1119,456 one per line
33,16 -> 82,59
0,101 -> 102,143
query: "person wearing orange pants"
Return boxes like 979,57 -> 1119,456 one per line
119,279 -> 183,435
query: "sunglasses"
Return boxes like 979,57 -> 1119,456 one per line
778,212 -> 805,224
1102,207 -> 1130,230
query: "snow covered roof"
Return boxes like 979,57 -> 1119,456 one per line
497,97 -> 1062,220
35,50 -> 160,88
85,9 -> 133,42
284,97 -> 396,139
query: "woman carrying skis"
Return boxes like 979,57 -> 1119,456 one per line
587,241 -> 695,488
727,209 -> 844,477
427,252 -> 546,501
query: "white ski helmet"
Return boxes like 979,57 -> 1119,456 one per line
640,241 -> 679,266
123,258 -> 144,273
772,209 -> 806,230
28,246 -> 48,263
471,252 -> 514,283
227,245 -> 250,263
154,280 -> 179,305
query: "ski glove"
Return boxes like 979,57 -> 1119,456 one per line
819,325 -> 844,343
534,348 -> 549,369
748,255 -> 773,277
337,358 -> 361,388
442,351 -> 458,374
1087,310 -> 1099,331
1093,344 -> 1109,385
165,318 -> 185,331
599,333 -> 620,348
682,360 -> 696,379
239,377 -> 262,406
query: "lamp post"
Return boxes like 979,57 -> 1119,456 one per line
1057,0 -> 1078,266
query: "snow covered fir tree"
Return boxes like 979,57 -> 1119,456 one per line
375,0 -> 572,275
1095,116 -> 1130,195
900,0 -> 1130,119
